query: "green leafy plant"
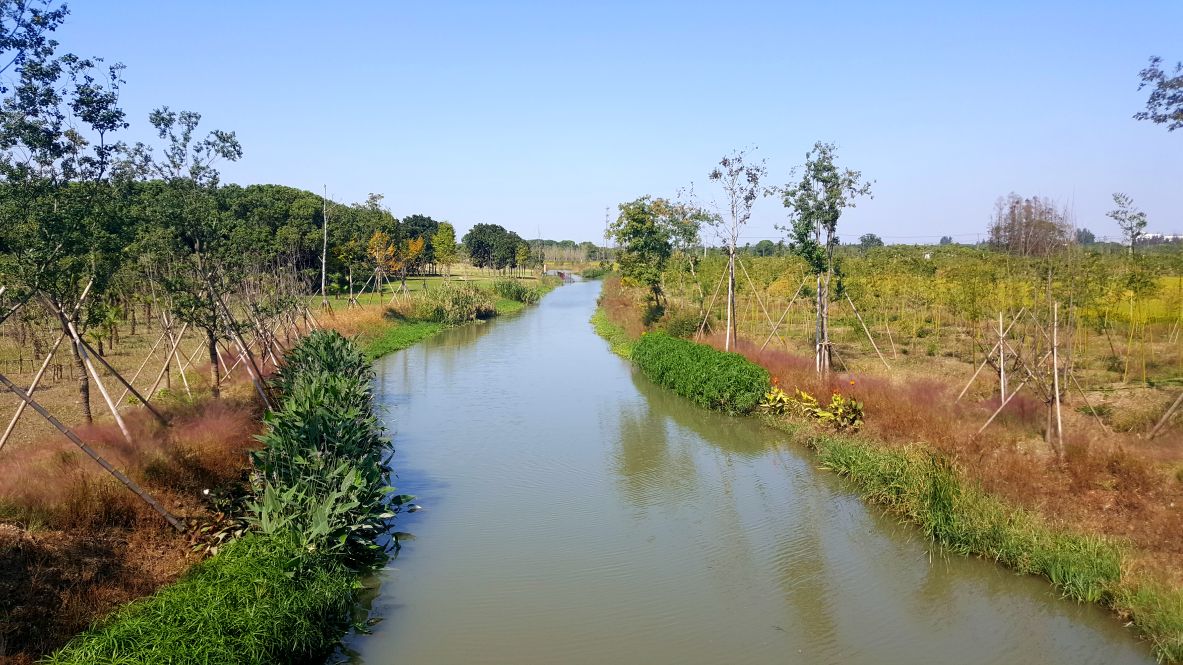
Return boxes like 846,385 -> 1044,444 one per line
631,332 -> 769,414
787,388 -> 864,432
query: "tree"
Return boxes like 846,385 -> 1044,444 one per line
986,194 -> 1069,256
0,7 -> 129,421
939,235 -> 954,245
463,223 -> 506,269
120,107 -> 242,398
1074,228 -> 1096,245
778,141 -> 872,373
434,222 -> 458,277
1135,56 -> 1183,132
1107,192 -> 1148,255
753,239 -> 776,256
514,241 -> 531,275
707,148 -> 767,351
858,233 -> 884,249
609,196 -> 672,310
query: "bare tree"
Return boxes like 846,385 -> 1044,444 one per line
987,194 -> 1070,257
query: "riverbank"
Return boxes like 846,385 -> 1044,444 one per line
591,276 -> 1183,662
0,276 -> 562,664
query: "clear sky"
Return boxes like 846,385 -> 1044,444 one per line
58,1 -> 1182,244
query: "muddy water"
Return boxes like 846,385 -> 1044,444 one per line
340,279 -> 1152,665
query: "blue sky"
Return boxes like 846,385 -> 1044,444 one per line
59,1 -> 1182,244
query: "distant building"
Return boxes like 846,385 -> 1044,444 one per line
1138,233 -> 1183,245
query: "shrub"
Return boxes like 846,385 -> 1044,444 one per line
580,265 -> 611,279
413,283 -> 496,325
492,278 -> 541,304
631,332 -> 769,414
272,329 -> 372,397
659,310 -> 701,339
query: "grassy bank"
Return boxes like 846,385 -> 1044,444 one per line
592,295 -> 1183,662
41,279 -> 564,662
47,331 -> 394,663
44,534 -> 355,664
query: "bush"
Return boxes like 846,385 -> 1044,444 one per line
580,265 -> 611,279
659,310 -> 702,339
253,332 -> 402,567
631,332 -> 769,414
413,283 -> 496,324
493,278 -> 541,304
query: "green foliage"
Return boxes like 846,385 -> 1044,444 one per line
252,332 -> 397,567
758,384 -> 792,415
413,282 -> 497,324
610,196 -> 673,304
45,534 -> 356,665
462,223 -> 525,270
774,388 -> 865,431
658,310 -> 700,338
493,278 -> 541,304
631,332 -> 769,415
580,265 -> 612,280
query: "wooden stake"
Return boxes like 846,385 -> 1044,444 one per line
80,340 -> 168,426
846,293 -> 891,370
0,371 -> 184,531
1052,302 -> 1063,456
0,331 -> 65,453
759,276 -> 808,351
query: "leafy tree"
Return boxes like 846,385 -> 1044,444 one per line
1074,228 -> 1096,245
1135,56 -> 1183,132
0,6 -> 128,420
707,148 -> 767,351
514,241 -> 530,274
609,196 -> 673,308
462,223 -> 506,269
1107,192 -> 1148,255
778,141 -> 872,373
753,239 -> 776,256
120,107 -> 242,398
492,229 -> 524,271
939,235 -> 954,245
858,233 -> 884,248
434,222 -> 458,277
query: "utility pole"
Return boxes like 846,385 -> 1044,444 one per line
603,206 -> 610,264
321,185 -> 329,309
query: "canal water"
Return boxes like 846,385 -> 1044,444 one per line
340,279 -> 1152,665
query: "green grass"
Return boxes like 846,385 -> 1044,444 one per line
358,320 -> 444,360
45,534 -> 356,665
767,420 -> 1183,663
591,307 -> 636,359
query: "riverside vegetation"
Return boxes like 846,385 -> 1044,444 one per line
0,274 -> 558,662
594,274 -> 1183,662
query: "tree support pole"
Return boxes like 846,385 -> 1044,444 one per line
0,371 -> 184,531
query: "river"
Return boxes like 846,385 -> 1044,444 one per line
339,279 -> 1152,665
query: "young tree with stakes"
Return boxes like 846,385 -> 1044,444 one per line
707,148 -> 766,352
777,141 -> 872,373
1107,192 -> 1148,255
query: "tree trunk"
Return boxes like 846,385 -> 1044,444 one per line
208,331 -> 221,399
725,247 -> 737,351
70,336 -> 93,424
